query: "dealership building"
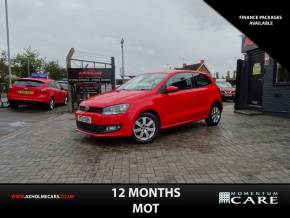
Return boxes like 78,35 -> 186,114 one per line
235,36 -> 290,118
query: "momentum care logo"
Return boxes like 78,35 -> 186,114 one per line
218,191 -> 278,205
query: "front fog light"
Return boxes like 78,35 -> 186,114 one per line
105,125 -> 121,132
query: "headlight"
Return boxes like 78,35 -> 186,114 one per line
102,104 -> 129,115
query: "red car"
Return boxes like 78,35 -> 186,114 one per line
216,81 -> 236,101
75,70 -> 223,143
8,78 -> 68,110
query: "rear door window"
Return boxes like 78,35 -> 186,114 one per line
48,82 -> 57,88
14,80 -> 44,87
55,82 -> 62,90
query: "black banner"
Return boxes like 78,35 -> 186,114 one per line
0,184 -> 289,214
67,68 -> 114,110
204,0 -> 290,70
68,68 -> 113,82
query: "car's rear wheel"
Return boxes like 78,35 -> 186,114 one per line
205,104 -> 221,126
132,112 -> 159,144
64,96 -> 68,105
48,98 -> 55,110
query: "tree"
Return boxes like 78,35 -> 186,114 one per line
44,61 -> 66,80
12,47 -> 45,78
0,51 -> 8,82
1,47 -> 66,81
226,71 -> 231,80
215,72 -> 219,79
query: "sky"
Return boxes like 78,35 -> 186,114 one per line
0,0 -> 243,76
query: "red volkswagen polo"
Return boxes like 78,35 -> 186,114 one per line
75,70 -> 223,143
8,78 -> 68,110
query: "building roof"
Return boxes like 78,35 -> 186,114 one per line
175,60 -> 211,74
178,63 -> 201,71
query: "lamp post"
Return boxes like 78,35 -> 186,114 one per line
5,0 -> 12,86
120,38 -> 125,83
27,56 -> 30,77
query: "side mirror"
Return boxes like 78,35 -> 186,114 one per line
165,86 -> 178,93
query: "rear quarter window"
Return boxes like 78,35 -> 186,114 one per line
195,75 -> 211,87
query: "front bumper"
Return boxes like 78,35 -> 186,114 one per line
221,94 -> 235,100
75,110 -> 133,137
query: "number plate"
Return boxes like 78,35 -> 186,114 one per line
18,90 -> 34,95
78,115 -> 92,124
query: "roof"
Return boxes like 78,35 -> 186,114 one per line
17,77 -> 54,83
115,75 -> 134,80
149,70 -> 210,76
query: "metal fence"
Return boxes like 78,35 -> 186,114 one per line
66,48 -> 115,112
0,83 -> 9,108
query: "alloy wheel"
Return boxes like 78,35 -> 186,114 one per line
211,106 -> 221,124
49,98 -> 55,110
133,116 -> 156,142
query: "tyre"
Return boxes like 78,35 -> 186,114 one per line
132,112 -> 160,144
10,102 -> 18,109
47,98 -> 55,110
64,96 -> 68,105
205,104 -> 221,126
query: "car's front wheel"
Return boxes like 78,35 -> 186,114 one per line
132,112 -> 160,144
205,104 -> 221,126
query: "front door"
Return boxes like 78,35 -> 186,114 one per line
248,51 -> 264,106
159,72 -> 194,126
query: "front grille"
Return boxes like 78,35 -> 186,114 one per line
76,121 -> 106,134
79,106 -> 102,113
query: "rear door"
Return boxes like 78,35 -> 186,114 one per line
48,82 -> 61,103
54,82 -> 66,103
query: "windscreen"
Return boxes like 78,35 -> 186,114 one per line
117,73 -> 167,90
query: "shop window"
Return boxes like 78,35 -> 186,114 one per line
275,63 -> 290,85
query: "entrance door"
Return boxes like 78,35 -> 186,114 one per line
248,51 -> 264,106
